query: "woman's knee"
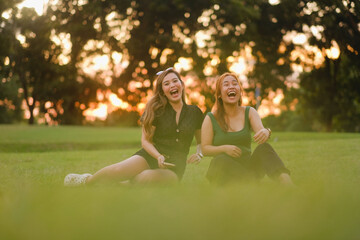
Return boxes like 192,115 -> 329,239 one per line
257,142 -> 271,149
159,170 -> 178,183
253,142 -> 273,154
133,169 -> 178,184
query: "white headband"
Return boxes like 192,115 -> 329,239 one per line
156,67 -> 174,76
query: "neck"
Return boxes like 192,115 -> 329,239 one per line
169,100 -> 183,112
223,103 -> 241,117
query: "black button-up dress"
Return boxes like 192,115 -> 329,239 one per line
135,103 -> 204,178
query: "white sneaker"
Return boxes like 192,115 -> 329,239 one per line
64,173 -> 92,186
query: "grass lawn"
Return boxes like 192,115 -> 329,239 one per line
0,125 -> 360,240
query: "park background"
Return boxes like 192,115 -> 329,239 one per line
1,1 -> 360,240
1,0 -> 359,131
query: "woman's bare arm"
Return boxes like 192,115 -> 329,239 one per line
249,107 -> 270,144
141,126 -> 166,168
201,115 -> 242,158
186,129 -> 203,164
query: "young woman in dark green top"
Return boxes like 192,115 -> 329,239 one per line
64,68 -> 204,186
201,72 -> 293,185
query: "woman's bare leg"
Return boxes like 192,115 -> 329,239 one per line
86,155 -> 150,185
133,169 -> 178,185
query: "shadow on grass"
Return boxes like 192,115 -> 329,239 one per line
0,142 -> 141,153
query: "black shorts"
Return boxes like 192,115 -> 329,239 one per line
133,148 -> 187,179
207,143 -> 290,185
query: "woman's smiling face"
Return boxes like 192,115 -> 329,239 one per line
162,72 -> 183,103
220,75 -> 241,104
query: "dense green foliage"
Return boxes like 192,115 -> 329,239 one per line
0,0 -> 359,130
0,0 -> 23,123
292,0 -> 360,132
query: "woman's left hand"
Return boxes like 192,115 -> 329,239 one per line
157,155 -> 167,169
253,128 -> 270,144
187,153 -> 202,164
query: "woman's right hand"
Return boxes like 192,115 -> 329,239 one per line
222,145 -> 242,158
157,155 -> 166,169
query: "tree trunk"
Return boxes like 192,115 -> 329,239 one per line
325,117 -> 333,132
324,56 -> 341,132
28,110 -> 34,124
27,103 -> 35,125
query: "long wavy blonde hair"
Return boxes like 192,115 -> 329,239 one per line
142,68 -> 185,140
213,72 -> 244,132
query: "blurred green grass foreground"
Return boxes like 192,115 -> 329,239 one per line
0,125 -> 360,240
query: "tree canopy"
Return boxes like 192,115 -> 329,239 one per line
0,0 -> 359,131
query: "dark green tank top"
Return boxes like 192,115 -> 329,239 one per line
207,106 -> 252,161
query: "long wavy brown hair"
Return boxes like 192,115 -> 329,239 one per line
213,72 -> 244,132
142,68 -> 185,140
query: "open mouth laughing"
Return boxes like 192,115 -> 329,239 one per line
170,89 -> 179,97
227,91 -> 237,98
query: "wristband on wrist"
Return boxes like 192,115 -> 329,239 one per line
266,128 -> 272,139
196,144 -> 203,158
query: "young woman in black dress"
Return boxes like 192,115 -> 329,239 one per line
64,68 -> 204,186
